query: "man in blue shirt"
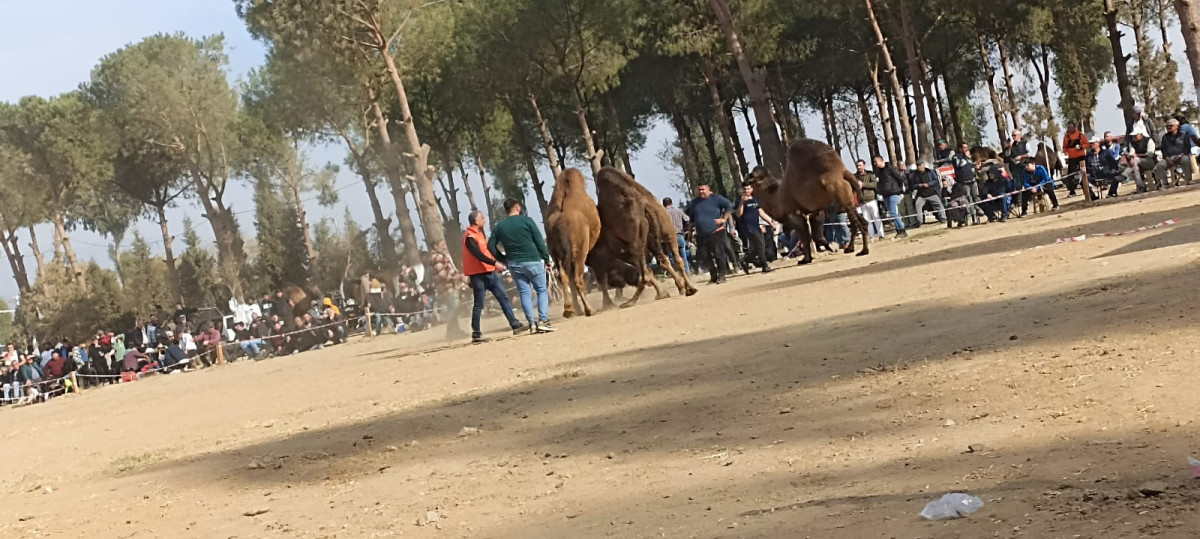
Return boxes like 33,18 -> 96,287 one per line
1019,161 -> 1059,215
687,184 -> 734,284
735,183 -> 773,274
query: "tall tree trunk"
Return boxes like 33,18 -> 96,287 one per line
528,94 -> 563,178
0,230 -> 30,295
440,159 -> 463,233
1160,0 -> 1175,56
825,92 -> 843,155
1105,0 -> 1138,128
456,160 -> 480,212
670,107 -> 705,192
921,59 -> 945,144
27,226 -> 44,282
6,230 -> 29,294
155,203 -> 183,304
724,100 -> 750,177
353,158 -> 398,267
108,230 -> 124,289
287,181 -> 317,266
896,0 -> 933,162
997,39 -> 1023,132
1031,47 -> 1061,151
708,0 -> 786,176
1174,0 -> 1200,101
467,156 -> 495,222
885,83 -> 905,162
379,51 -> 445,251
865,0 -> 917,165
855,87 -> 883,160
944,77 -> 966,146
697,116 -> 728,197
52,210 -> 85,288
700,57 -> 746,188
502,101 -> 550,218
928,64 -> 949,142
369,98 -> 422,265
868,57 -> 899,163
738,97 -> 763,166
1130,3 -> 1157,117
188,174 -> 244,301
605,93 -> 634,175
977,35 -> 1011,142
569,86 -> 605,174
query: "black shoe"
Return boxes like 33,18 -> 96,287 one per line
512,323 -> 527,335
762,266 -> 774,274
715,276 -> 727,284
896,230 -> 908,239
471,336 -> 488,344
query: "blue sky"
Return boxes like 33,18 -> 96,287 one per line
0,0 -> 1192,301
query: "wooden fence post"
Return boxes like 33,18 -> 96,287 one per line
69,371 -> 80,393
365,305 -> 374,338
1080,166 -> 1093,202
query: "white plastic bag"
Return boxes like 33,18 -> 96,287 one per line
919,493 -> 984,521
1188,456 -> 1200,478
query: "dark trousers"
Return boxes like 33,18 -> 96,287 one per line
468,272 -> 519,338
698,233 -> 728,282
741,227 -> 767,269
1066,157 -> 1084,194
1021,185 -> 1059,213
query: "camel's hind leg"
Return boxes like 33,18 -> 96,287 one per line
620,246 -> 650,309
793,214 -> 815,265
573,264 -> 596,317
558,264 -> 578,318
845,203 -> 870,256
655,237 -> 696,297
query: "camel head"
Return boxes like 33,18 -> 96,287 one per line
744,166 -> 789,221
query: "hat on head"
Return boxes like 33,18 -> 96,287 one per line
1134,104 -> 1145,114
1167,118 -> 1181,126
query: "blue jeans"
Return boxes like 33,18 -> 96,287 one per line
469,272 -> 520,338
240,339 -> 264,357
884,195 -> 905,232
824,212 -> 849,245
674,234 -> 691,273
509,261 -> 550,325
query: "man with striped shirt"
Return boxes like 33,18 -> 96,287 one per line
663,197 -> 691,273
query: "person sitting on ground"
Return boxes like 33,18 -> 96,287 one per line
234,321 -> 263,358
322,307 -> 347,344
909,161 -> 946,225
160,337 -> 189,372
944,177 -> 971,229
122,344 -> 148,375
1156,118 -> 1193,188
1020,160 -> 1059,214
1085,138 -> 1122,198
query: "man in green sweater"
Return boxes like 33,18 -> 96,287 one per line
488,198 -> 557,334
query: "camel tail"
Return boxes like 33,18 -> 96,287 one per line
842,170 -> 865,206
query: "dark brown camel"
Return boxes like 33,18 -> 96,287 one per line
593,167 -> 697,309
545,168 -> 602,317
745,139 -> 869,265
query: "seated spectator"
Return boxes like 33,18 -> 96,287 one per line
1085,138 -> 1122,198
194,323 -> 221,367
122,345 -> 149,374
44,351 -> 68,380
1156,118 -> 1193,188
322,308 -> 347,344
1125,131 -> 1154,193
233,321 -> 263,358
980,165 -> 1012,223
1,364 -> 17,403
160,338 -> 189,373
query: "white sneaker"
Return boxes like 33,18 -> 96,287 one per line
536,322 -> 558,333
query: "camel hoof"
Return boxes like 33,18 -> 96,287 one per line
562,311 -> 575,319
685,287 -> 698,297
584,308 -> 595,317
856,249 -> 869,257
842,246 -> 855,254
797,257 -> 813,266
655,292 -> 670,300
619,300 -> 637,309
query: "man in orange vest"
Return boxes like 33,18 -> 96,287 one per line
1062,121 -> 1088,197
461,210 -> 524,343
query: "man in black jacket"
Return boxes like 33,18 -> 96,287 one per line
952,143 -> 980,224
1125,131 -> 1155,193
872,156 -> 908,238
1155,118 -> 1193,188
909,162 -> 946,225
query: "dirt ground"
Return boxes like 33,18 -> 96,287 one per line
4,188 -> 1200,539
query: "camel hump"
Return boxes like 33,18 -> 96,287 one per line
785,138 -> 844,175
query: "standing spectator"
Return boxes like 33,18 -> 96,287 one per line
122,345 -> 148,374
735,183 -> 774,274
1,364 -> 17,403
662,197 -> 691,273
952,143 -> 980,225
933,139 -> 953,165
872,156 -> 908,238
461,210 -> 524,343
909,161 -> 947,225
1004,130 -> 1029,177
488,198 -> 558,334
1062,122 -> 1088,196
687,184 -> 734,284
1020,161 -> 1059,214
1156,118 -> 1193,188
854,160 -> 884,240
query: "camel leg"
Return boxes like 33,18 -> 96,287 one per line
793,215 -> 815,265
558,265 -> 577,318
809,213 -> 833,253
841,204 -> 858,254
646,262 -> 670,300
620,247 -> 649,309
652,240 -> 692,297
573,264 -> 596,316
846,203 -> 870,256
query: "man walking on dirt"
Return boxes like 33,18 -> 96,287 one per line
854,159 -> 883,239
872,156 -> 908,239
663,197 -> 691,273
488,198 -> 557,334
687,184 -> 733,284
735,183 -> 773,274
461,211 -> 525,343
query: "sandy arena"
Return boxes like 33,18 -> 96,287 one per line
3,188 -> 1200,538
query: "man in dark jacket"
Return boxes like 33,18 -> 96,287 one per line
872,156 -> 907,238
980,165 -> 1011,223
909,162 -> 946,224
952,143 -> 980,224
1125,131 -> 1155,193
1004,130 -> 1029,176
1085,139 -> 1122,198
1156,118 -> 1193,188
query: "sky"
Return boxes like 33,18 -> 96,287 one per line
0,0 -> 1193,302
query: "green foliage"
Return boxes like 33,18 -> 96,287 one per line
178,218 -> 220,308
252,178 -> 308,294
18,264 -> 124,343
118,233 -> 174,316
310,209 -> 373,297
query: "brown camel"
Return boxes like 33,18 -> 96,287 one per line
745,139 -> 869,264
545,168 -> 602,317
593,167 -> 697,309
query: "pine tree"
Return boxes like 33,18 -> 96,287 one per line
118,232 -> 172,318
252,178 -> 308,294
178,217 -> 219,308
